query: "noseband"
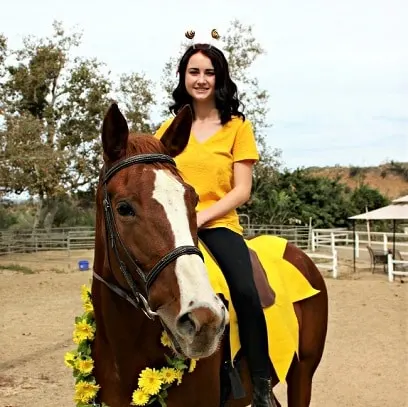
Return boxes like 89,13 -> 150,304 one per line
93,153 -> 203,320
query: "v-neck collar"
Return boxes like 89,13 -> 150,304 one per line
191,126 -> 224,145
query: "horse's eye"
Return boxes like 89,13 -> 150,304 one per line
116,202 -> 135,217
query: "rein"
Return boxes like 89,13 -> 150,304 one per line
93,153 -> 203,320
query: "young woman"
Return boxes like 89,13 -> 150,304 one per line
155,38 -> 275,407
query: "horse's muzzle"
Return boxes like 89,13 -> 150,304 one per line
175,303 -> 228,358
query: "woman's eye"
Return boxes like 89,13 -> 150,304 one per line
116,202 -> 135,217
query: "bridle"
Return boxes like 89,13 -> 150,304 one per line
93,153 -> 204,320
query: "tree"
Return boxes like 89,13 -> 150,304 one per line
349,185 -> 390,214
116,72 -> 156,133
276,170 -> 357,228
0,21 -> 156,229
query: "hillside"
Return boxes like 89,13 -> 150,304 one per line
306,162 -> 408,199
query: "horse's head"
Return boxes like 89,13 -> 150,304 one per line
96,103 -> 228,359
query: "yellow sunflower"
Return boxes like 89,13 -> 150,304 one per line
160,367 -> 178,384
188,358 -> 197,373
74,381 -> 100,403
138,368 -> 163,395
73,319 -> 95,344
81,284 -> 91,303
160,331 -> 172,348
64,351 -> 77,368
174,369 -> 183,385
131,388 -> 150,406
83,299 -> 94,314
75,357 -> 94,375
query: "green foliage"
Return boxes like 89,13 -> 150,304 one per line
0,21 -> 156,228
0,200 -> 18,229
241,169 -> 391,229
52,197 -> 95,227
0,22 -> 110,221
277,170 -> 355,228
117,72 -> 156,133
349,185 -> 390,213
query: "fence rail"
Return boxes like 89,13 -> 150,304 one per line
244,225 -> 310,249
0,227 -> 95,255
3,226 -> 404,281
0,225 -> 312,255
387,254 -> 408,282
307,250 -> 338,278
312,228 -> 408,257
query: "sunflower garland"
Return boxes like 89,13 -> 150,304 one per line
65,285 -> 198,407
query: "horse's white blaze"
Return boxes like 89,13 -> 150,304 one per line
152,169 -> 222,316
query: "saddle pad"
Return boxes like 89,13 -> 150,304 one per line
199,234 -> 320,382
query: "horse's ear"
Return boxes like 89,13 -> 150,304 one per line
160,105 -> 193,157
102,103 -> 129,162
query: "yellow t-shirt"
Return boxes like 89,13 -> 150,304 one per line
154,116 -> 259,235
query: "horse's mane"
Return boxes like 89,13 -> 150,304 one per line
125,133 -> 181,177
126,133 -> 165,155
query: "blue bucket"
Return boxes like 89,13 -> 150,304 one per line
78,260 -> 89,271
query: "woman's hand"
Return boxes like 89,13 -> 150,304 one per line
196,211 -> 209,229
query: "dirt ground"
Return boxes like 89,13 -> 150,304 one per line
0,250 -> 407,407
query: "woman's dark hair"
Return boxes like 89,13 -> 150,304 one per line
169,44 -> 245,125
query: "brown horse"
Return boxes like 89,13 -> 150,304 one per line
90,103 -> 328,407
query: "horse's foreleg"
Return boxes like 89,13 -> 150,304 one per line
286,358 -> 314,407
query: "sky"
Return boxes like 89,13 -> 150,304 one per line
0,0 -> 407,170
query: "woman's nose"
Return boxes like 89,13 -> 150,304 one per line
197,74 -> 206,84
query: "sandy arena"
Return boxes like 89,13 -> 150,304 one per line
0,250 -> 407,407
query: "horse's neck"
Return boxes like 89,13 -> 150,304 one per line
92,219 -> 168,401
93,278 -> 164,368
92,281 -> 165,404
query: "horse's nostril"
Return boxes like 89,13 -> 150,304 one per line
176,312 -> 197,337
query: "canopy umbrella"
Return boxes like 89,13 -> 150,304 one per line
348,195 -> 408,272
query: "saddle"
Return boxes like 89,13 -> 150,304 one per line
248,248 -> 276,308
199,239 -> 275,308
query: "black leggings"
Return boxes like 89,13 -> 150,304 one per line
198,227 -> 270,378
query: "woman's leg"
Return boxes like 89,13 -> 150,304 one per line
198,227 -> 275,407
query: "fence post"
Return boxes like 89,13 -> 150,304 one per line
67,232 -> 71,257
387,253 -> 393,282
330,232 -> 335,252
332,249 -> 338,279
311,229 -> 316,251
355,233 -> 360,258
383,234 -> 388,253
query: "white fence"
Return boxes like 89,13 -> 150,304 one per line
0,225 -> 311,254
6,225 -> 407,281
312,228 -> 408,258
387,253 -> 408,282
307,250 -> 338,278
307,233 -> 338,278
311,228 -> 408,281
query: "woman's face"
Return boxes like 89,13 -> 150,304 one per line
184,52 -> 216,103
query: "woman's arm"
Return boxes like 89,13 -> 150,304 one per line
197,160 -> 254,228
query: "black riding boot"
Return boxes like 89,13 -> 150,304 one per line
251,377 -> 277,407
